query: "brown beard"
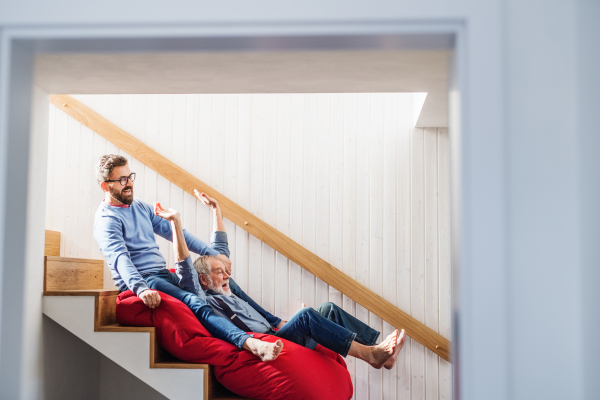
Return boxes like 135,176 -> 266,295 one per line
109,185 -> 134,205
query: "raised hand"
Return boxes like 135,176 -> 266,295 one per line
154,202 -> 180,222
216,253 -> 232,276
193,189 -> 220,211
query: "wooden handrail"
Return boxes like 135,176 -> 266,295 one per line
50,94 -> 451,362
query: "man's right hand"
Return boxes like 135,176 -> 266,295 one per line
139,289 -> 161,308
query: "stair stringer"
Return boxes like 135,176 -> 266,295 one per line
43,295 -> 205,400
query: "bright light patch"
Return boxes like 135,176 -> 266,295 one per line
412,92 -> 428,127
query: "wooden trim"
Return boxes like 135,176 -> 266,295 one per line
51,94 -> 451,362
44,255 -> 104,291
45,230 -> 61,256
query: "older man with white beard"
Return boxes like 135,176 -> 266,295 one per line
156,190 -> 406,370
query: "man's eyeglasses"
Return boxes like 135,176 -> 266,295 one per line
104,173 -> 136,186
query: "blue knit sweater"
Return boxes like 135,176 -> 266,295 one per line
93,198 -> 218,295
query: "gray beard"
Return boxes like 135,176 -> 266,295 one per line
209,283 -> 232,296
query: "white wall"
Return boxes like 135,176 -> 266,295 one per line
45,93 -> 452,400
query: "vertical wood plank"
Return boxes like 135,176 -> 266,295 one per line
438,128 -> 453,400
159,94 -> 174,161
197,95 -> 212,246
248,94 -> 265,303
382,94 -> 398,400
210,95 -> 226,194
262,95 -> 277,315
223,95 -> 239,267
118,95 -> 135,139
288,94 -> 304,317
64,109 -> 81,258
355,93 -> 371,399
78,123 -> 94,258
183,190 -> 198,262
90,97 -> 107,262
210,95 -> 227,264
183,95 -> 199,263
328,93 -> 344,308
172,95 -> 186,170
397,93 -> 413,399
145,94 -> 160,261
315,94 -> 331,307
130,94 -> 147,207
171,96 -> 187,263
184,95 -> 200,178
157,175 -> 172,265
369,93 -> 384,400
412,128 -> 426,400
235,95 -> 252,292
103,96 -> 119,156
302,94 -> 317,308
342,93 -> 358,398
424,128 -> 439,400
275,94 -> 291,320
170,183 -> 184,266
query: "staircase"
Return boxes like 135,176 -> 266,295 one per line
42,230 -> 247,400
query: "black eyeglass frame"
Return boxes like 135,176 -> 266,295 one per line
104,172 -> 136,186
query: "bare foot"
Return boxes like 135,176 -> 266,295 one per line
243,338 -> 284,362
383,329 -> 406,369
366,329 -> 398,369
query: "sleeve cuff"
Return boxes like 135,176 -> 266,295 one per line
134,284 -> 151,297
211,231 -> 228,245
175,255 -> 194,269
205,247 -> 219,256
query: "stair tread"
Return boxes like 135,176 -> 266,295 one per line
44,289 -> 120,296
98,323 -> 154,333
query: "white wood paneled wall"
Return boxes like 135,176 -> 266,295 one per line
45,93 -> 452,400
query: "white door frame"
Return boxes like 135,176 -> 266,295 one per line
0,19 -> 508,400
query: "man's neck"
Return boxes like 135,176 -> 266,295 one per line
104,194 -> 129,208
105,193 -> 124,206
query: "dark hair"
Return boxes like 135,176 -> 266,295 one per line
95,154 -> 128,184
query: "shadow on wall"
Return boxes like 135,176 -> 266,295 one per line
42,315 -> 167,400
42,316 -> 167,400
43,316 -> 101,399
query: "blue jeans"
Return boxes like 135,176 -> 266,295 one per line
144,270 -> 252,349
275,302 -> 380,357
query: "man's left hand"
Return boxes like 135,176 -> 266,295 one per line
216,253 -> 232,275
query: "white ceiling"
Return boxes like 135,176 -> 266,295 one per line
35,50 -> 449,127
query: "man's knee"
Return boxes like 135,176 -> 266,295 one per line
316,301 -> 336,314
297,306 -> 316,318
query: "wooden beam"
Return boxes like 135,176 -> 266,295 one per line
50,94 -> 452,362
45,230 -> 61,256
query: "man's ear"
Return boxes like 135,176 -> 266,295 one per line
100,181 -> 109,192
199,274 -> 209,286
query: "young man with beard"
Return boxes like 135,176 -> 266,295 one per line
93,154 -> 283,362
155,189 -> 406,370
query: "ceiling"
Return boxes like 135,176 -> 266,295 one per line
35,50 -> 450,127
